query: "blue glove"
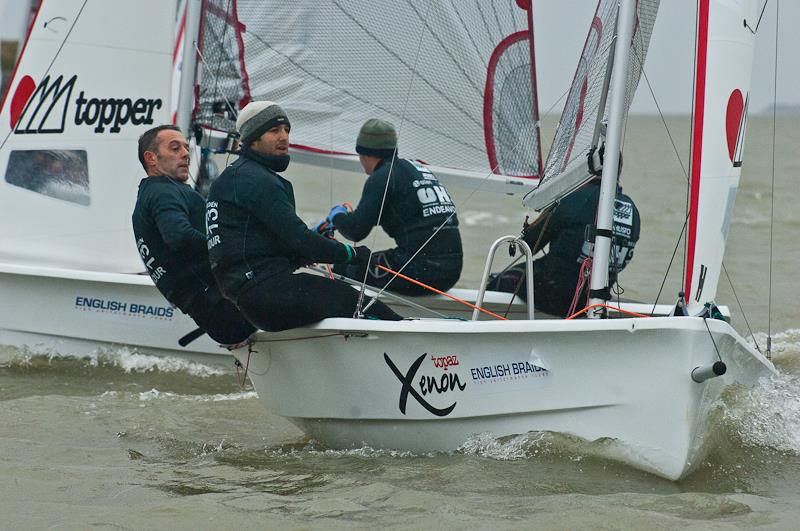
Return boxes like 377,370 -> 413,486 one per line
327,204 -> 349,226
311,219 -> 334,238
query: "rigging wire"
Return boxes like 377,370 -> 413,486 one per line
684,0 -> 701,297
649,215 -> 688,315
744,0 -> 770,34
354,0 -> 436,317
722,263 -> 761,353
702,317 -> 724,363
628,30 -> 692,313
767,0 -> 779,358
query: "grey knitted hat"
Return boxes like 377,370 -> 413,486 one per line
355,118 -> 397,158
236,101 -> 290,145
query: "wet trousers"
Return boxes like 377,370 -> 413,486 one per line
334,248 -> 462,297
236,272 -> 402,332
184,286 -> 257,345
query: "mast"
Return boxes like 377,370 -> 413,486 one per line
176,0 -> 202,136
586,0 -> 635,319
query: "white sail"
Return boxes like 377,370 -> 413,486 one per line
523,0 -> 659,210
0,0 -> 179,272
195,0 -> 543,184
684,0 -> 758,314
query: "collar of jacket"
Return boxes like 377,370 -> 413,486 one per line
373,154 -> 400,173
239,145 -> 291,173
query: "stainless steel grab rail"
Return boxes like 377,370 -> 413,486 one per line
473,236 -> 535,321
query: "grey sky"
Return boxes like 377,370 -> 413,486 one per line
533,1 -> 795,115
3,1 -> 794,115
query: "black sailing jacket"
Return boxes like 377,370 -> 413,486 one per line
332,157 -> 462,258
523,179 -> 640,291
131,176 -> 215,310
206,146 -> 353,301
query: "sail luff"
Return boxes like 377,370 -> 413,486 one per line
526,2 -> 543,176
685,0 -> 710,306
684,0 -> 758,315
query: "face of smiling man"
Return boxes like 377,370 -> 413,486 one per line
146,129 -> 191,182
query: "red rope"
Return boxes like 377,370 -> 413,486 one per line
567,257 -> 592,316
565,303 -> 652,320
375,264 -> 508,320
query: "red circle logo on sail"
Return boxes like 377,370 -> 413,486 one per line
9,75 -> 36,129
725,89 -> 744,163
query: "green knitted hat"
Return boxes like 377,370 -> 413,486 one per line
355,118 -> 397,158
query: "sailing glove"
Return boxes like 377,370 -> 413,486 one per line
311,219 -> 335,238
327,204 -> 350,226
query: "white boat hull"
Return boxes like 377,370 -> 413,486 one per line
233,316 -> 775,480
0,263 -> 228,366
0,263 -> 538,363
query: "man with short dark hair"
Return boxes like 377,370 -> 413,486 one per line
320,118 -> 463,296
206,101 -> 401,332
132,125 -> 255,345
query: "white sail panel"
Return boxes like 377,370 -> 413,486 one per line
524,0 -> 659,211
196,0 -> 542,178
0,0 -> 178,272
684,0 -> 758,314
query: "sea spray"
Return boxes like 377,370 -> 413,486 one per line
1,344 -> 225,377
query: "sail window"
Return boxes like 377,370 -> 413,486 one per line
4,149 -> 90,206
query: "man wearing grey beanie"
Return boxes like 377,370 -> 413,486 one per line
206,102 -> 401,332
314,118 -> 463,296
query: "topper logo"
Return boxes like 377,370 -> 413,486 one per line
12,74 -> 74,133
11,74 -> 163,135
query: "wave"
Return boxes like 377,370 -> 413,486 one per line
721,373 -> 800,456
136,388 -> 256,402
0,344 -> 225,377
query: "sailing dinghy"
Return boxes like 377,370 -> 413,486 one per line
0,0 -> 778,479
210,0 -> 776,480
0,0 -> 534,365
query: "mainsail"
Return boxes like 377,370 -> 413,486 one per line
195,0 -> 542,180
524,0 -> 659,210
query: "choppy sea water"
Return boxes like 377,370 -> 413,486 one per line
2,339 -> 799,529
1,116 -> 799,529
